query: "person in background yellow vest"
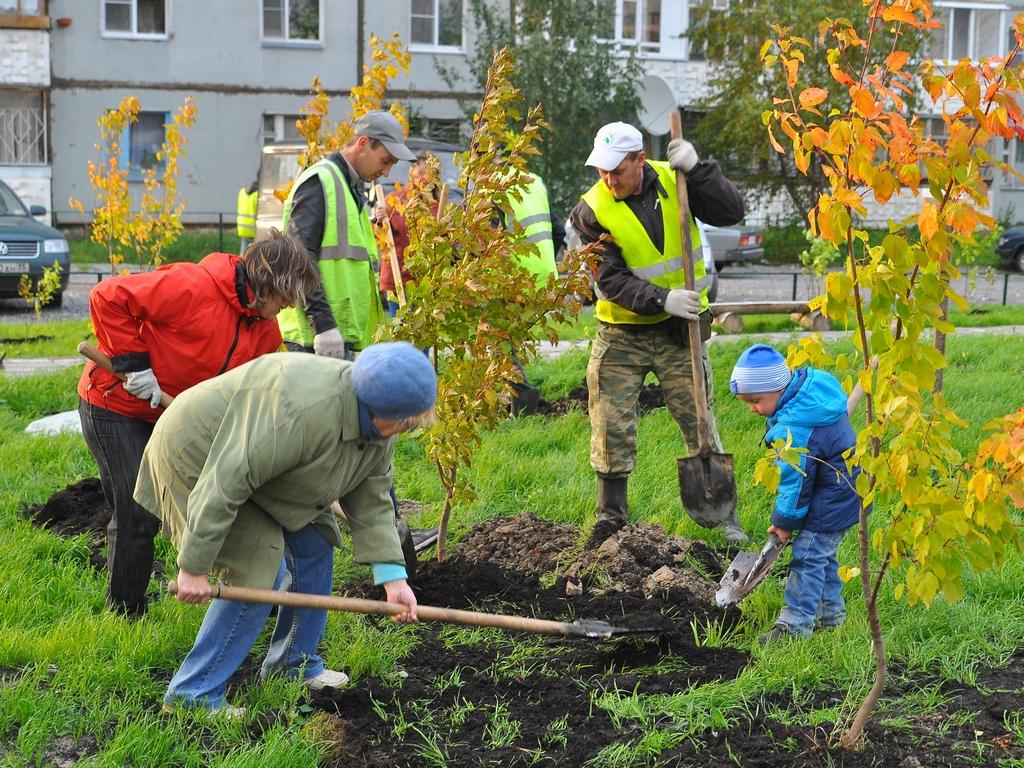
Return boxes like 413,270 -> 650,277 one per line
569,121 -> 750,546
502,166 -> 561,416
236,180 -> 258,253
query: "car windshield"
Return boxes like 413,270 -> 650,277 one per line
0,183 -> 29,217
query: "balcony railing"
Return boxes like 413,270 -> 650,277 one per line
0,107 -> 47,165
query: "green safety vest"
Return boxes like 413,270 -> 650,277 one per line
236,188 -> 258,238
582,160 -> 710,325
276,158 -> 384,350
507,171 -> 558,286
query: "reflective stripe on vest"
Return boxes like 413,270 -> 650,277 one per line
507,172 -> 558,285
236,188 -> 258,238
276,158 -> 383,348
582,160 -> 709,325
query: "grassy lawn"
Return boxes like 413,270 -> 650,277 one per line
0,319 -> 94,359
0,332 -> 1022,764
69,230 -> 242,265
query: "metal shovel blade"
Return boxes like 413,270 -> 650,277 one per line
715,533 -> 786,607
678,451 -> 738,528
567,620 -> 661,639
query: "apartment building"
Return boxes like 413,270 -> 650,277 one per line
5,1 -> 1024,225
45,0 -> 480,223
0,0 -> 52,223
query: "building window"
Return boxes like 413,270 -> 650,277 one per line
262,0 -> 320,44
0,1 -> 45,14
929,5 -> 1003,61
116,110 -> 168,180
410,0 -> 463,49
408,116 -> 465,145
102,0 -> 167,38
262,113 -> 303,145
0,89 -> 46,165
596,0 -> 664,53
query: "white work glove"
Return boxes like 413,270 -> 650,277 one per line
313,328 -> 346,359
123,368 -> 163,409
667,138 -> 699,174
664,288 -> 702,321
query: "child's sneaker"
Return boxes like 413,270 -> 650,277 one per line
305,669 -> 350,691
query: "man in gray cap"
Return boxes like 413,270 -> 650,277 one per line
277,109 -> 416,360
275,109 -> 424,570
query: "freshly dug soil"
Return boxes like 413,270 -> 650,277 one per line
22,483 -> 1024,767
23,477 -> 110,571
536,381 -> 665,417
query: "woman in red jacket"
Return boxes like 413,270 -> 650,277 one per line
78,231 -> 319,618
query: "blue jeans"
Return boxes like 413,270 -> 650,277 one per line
777,527 -> 851,638
164,523 -> 334,709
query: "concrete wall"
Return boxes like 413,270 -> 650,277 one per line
0,27 -> 50,87
48,0 -> 363,223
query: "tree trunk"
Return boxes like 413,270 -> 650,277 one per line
842,506 -> 887,747
436,463 -> 457,562
933,296 -> 949,394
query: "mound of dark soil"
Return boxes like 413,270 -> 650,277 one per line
536,381 -> 665,417
22,477 -> 110,571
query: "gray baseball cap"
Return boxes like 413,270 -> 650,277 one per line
354,110 -> 416,162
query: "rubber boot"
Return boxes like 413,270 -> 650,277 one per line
721,507 -> 749,546
510,381 -> 541,417
587,475 -> 628,548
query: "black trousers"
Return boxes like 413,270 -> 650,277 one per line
78,397 -> 160,616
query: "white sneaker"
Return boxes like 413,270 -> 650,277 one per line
305,669 -> 349,691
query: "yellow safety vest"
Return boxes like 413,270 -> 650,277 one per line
507,171 -> 558,286
276,158 -> 383,350
582,160 -> 710,325
236,188 -> 258,238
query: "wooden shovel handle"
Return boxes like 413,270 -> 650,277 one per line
669,113 -> 715,453
77,341 -> 174,408
168,581 -> 582,637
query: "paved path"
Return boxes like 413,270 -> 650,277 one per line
7,324 -> 1024,378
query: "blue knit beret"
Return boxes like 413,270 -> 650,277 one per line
353,342 -> 437,420
729,344 -> 793,395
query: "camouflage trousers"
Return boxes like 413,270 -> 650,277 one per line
587,322 -> 724,478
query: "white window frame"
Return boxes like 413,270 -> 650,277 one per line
262,113 -> 304,145
597,0 -> 686,58
101,0 -> 170,41
1,0 -> 47,14
930,2 -> 1011,62
260,0 -> 323,47
409,0 -> 464,53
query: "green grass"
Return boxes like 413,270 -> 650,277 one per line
69,230 -> 242,265
0,319 -> 94,359
1,335 -> 1023,764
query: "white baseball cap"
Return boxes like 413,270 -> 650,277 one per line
585,122 -> 644,171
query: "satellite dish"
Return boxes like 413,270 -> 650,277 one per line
637,75 -> 678,137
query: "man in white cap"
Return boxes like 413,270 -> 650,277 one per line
278,110 -> 417,360
569,121 -> 749,545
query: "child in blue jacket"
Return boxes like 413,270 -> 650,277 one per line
729,344 -> 861,643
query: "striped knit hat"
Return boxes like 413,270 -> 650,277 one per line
729,344 -> 793,395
